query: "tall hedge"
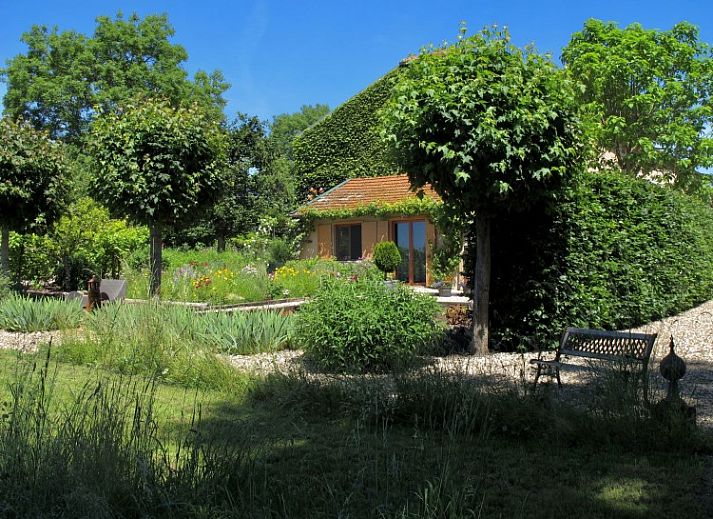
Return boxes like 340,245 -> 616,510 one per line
472,170 -> 713,350
292,70 -> 401,192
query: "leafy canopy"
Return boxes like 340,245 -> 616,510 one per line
0,117 -> 67,231
381,26 -> 584,217
88,100 -> 227,228
562,19 -> 713,189
1,12 -> 228,140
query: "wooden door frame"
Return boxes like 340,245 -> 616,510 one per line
390,218 -> 428,285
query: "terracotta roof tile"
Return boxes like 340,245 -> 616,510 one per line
303,175 -> 440,212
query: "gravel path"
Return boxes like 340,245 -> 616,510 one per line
224,299 -> 713,426
0,330 -> 61,353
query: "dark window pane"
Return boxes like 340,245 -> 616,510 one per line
395,222 -> 410,282
335,224 -> 362,261
349,224 -> 362,260
335,226 -> 350,260
412,221 -> 426,283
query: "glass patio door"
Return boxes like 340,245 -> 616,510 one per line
393,220 -> 426,284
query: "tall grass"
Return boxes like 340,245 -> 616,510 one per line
0,350 -> 706,517
0,294 -> 84,332
55,302 -> 292,390
201,310 -> 293,354
249,365 -> 708,453
0,350 -> 261,517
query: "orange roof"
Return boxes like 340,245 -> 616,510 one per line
303,175 -> 441,212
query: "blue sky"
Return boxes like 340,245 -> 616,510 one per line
0,0 -> 711,122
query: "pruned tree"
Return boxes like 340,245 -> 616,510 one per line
88,100 -> 227,296
381,26 -> 583,354
0,117 -> 66,279
562,19 -> 713,190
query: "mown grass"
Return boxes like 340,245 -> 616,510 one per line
0,346 -> 708,518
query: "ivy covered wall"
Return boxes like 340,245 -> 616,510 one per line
293,69 -> 402,193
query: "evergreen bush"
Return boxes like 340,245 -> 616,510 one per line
294,276 -> 443,371
372,241 -> 401,279
468,170 -> 713,350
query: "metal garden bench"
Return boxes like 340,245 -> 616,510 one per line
530,327 -> 657,394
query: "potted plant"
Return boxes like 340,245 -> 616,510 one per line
373,241 -> 401,288
430,240 -> 461,297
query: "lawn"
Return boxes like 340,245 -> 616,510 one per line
0,348 -> 707,518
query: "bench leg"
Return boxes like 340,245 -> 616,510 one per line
556,367 -> 562,388
533,364 -> 542,388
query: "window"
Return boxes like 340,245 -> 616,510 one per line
335,224 -> 362,261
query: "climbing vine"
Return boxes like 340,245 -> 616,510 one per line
298,196 -> 442,224
292,69 -> 402,193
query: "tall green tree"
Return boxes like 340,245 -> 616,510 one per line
382,27 -> 583,354
88,100 -> 227,296
1,12 -> 228,141
562,19 -> 713,189
211,115 -> 271,251
270,104 -> 330,159
0,117 -> 66,278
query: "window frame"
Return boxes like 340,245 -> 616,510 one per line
334,223 -> 362,261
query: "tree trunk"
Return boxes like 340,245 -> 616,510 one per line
470,216 -> 491,355
1,226 -> 9,280
217,235 -> 226,253
149,225 -> 162,298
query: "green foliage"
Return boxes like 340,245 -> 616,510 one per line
0,295 -> 83,332
0,116 -> 67,269
298,195 -> 442,222
294,276 -> 443,371
52,198 -> 148,289
293,70 -> 401,192
478,170 -> 713,350
562,19 -> 713,190
1,12 -> 228,140
8,232 -> 57,285
429,241 -> 461,283
381,25 -> 584,217
124,252 -> 273,304
89,99 -> 227,229
270,103 -> 330,159
56,302 -> 242,390
372,241 -> 401,276
0,275 -> 11,300
200,311 -> 294,355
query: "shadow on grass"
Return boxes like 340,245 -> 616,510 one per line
173,365 -> 713,518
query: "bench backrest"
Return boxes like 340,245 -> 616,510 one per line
559,327 -> 657,364
100,279 -> 127,302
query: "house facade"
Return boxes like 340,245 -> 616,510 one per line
297,175 -> 441,285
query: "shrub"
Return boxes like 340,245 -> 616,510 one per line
293,276 -> 443,371
468,170 -> 713,350
0,295 -> 83,332
372,241 -> 401,279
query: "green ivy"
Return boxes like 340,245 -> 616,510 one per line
298,196 -> 442,223
292,69 -> 402,192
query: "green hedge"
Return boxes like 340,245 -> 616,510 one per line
292,70 -> 401,192
472,171 -> 713,350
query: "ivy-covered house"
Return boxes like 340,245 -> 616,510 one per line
295,175 -> 442,285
